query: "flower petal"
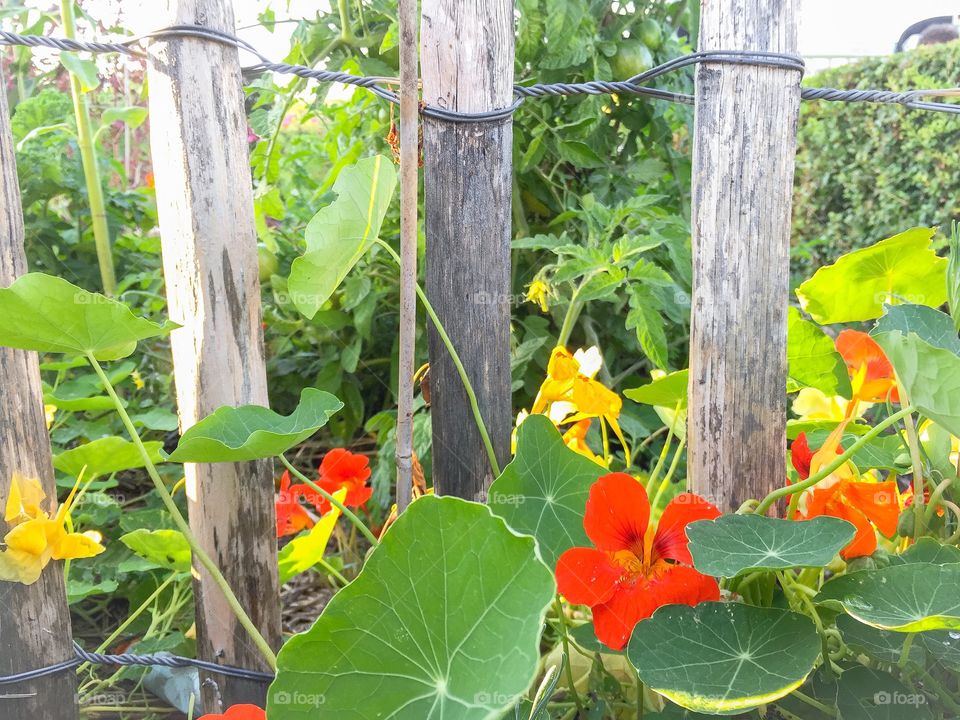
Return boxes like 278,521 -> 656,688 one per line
583,473 -> 650,552
827,499 -> 878,559
591,565 -> 720,651
790,433 -> 813,480
840,480 -> 899,538
555,547 -> 621,607
651,493 -> 721,565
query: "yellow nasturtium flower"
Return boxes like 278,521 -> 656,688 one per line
0,474 -> 105,585
522,346 -> 630,466
792,387 -> 870,423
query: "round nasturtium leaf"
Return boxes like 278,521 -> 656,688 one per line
834,666 -> 933,720
687,515 -> 856,577
167,388 -> 342,463
835,615 -> 926,666
627,602 -> 820,715
816,563 -> 960,632
488,414 -> 605,567
889,537 -> 960,566
0,273 -> 177,360
796,227 -> 946,324
268,495 -> 555,720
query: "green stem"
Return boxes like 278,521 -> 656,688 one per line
554,596 -> 585,717
279,454 -> 379,547
86,354 -> 277,670
903,411 -> 927,536
755,407 -> 914,515
645,402 -> 681,495
60,0 -> 116,296
376,239 -> 501,477
897,632 -> 916,669
315,557 -> 349,586
557,290 -> 584,348
650,436 -> 686,513
791,690 -> 837,717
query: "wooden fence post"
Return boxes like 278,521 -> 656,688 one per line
420,0 -> 514,500
145,0 -> 280,710
0,67 -> 79,719
687,0 -> 801,510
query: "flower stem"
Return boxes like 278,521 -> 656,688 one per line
902,411 -> 927,537
279,454 -> 379,548
60,0 -> 116,296
898,632 -> 916,670
86,354 -> 277,670
375,239 -> 501,478
553,596 -> 585,717
755,406 -> 914,515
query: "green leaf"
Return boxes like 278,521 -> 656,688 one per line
873,303 -> 960,354
557,140 -> 606,169
796,227 -> 947,324
625,369 -> 688,410
488,414 -> 604,567
269,496 -> 555,720
627,287 -> 668,369
0,273 -> 176,360
60,52 -> 100,93
889,537 -> 960,565
872,330 -> 960,436
627,602 -> 820,715
835,615 -> 925,665
287,156 -> 397,319
786,308 -> 852,397
816,563 -> 960,631
277,492 -> 343,583
168,388 -> 342,463
101,106 -> 148,130
687,515 -> 855,577
803,429 -> 908,473
120,529 -> 191,572
834,666 -> 932,720
54,436 -> 164,480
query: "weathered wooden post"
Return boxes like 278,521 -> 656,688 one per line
0,67 -> 79,720
420,0 -> 514,500
145,0 -> 281,710
687,0 -> 801,510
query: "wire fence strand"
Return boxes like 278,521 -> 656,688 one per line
2,26 -> 960,120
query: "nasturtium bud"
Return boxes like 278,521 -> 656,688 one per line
898,508 -> 917,538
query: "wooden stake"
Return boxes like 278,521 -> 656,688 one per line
145,0 -> 280,710
687,0 -> 801,511
395,0 -> 419,511
420,0 -> 514,500
0,65 -> 79,720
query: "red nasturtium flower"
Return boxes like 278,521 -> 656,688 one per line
555,473 -> 721,650
835,330 -> 899,404
275,471 -> 314,538
791,428 -> 899,558
299,448 -> 373,514
198,704 -> 265,720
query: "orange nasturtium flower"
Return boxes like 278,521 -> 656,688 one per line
275,471 -> 315,538
0,474 -> 105,585
525,346 -> 630,465
835,329 -> 899,404
197,704 -> 265,720
555,473 -> 721,650
791,427 -> 899,558
275,448 -> 374,536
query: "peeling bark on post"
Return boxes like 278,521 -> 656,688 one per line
145,0 -> 280,710
421,0 -> 514,500
0,67 -> 79,720
687,0 -> 801,510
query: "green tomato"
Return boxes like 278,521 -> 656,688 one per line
257,244 -> 279,283
610,39 -> 654,80
637,18 -> 663,51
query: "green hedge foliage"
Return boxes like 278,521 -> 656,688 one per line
793,41 -> 960,279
